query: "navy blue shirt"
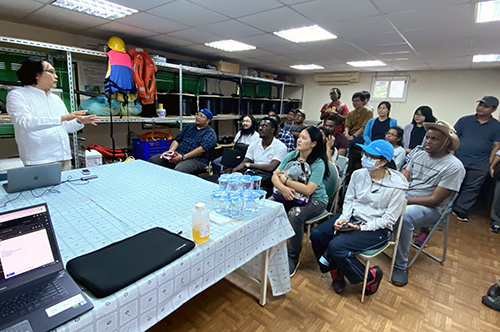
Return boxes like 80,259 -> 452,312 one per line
175,123 -> 217,164
454,115 -> 500,164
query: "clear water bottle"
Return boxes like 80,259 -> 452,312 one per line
192,203 -> 210,243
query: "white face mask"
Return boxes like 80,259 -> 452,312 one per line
361,155 -> 379,171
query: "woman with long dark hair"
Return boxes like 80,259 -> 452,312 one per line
272,126 -> 330,276
403,106 -> 437,153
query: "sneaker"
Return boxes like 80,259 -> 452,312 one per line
414,230 -> 429,247
365,266 -> 383,296
491,222 -> 500,234
391,267 -> 408,287
289,260 -> 300,277
482,295 -> 500,312
487,284 -> 500,297
330,268 -> 345,294
452,210 -> 469,222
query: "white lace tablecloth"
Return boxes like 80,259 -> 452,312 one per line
0,160 -> 294,332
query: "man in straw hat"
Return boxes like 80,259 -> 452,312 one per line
452,96 -> 500,222
391,121 -> 465,287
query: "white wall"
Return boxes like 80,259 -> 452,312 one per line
296,69 -> 500,127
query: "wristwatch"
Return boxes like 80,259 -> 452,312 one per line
245,162 -> 251,169
182,155 -> 186,161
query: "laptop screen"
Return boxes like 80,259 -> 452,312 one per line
0,204 -> 61,285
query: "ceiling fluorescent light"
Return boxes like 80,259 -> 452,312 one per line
473,54 -> 500,62
290,64 -> 324,70
51,0 -> 137,20
204,40 -> 256,52
273,25 -> 337,43
476,1 -> 500,23
347,60 -> 386,67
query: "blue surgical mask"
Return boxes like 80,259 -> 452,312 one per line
361,155 -> 379,171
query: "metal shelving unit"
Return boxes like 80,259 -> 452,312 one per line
0,36 -> 303,167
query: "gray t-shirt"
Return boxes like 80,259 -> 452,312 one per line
406,150 -> 465,213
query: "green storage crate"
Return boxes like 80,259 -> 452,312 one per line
241,83 -> 256,98
0,124 -> 15,138
256,84 -> 272,98
156,72 -> 204,94
156,71 -> 176,92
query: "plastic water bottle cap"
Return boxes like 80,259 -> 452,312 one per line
195,203 -> 206,209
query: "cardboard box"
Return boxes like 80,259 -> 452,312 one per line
212,60 -> 240,74
78,149 -> 102,168
259,71 -> 275,79
278,75 -> 296,83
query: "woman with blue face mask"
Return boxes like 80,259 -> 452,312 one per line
310,139 -> 408,297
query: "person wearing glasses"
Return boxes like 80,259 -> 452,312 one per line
310,140 -> 408,297
385,126 -> 406,171
149,108 -> 217,174
7,57 -> 98,170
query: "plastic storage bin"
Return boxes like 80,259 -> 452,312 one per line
132,138 -> 173,161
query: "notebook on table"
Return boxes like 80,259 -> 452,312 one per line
0,203 -> 93,332
2,163 -> 62,194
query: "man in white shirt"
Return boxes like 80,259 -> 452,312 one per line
7,57 -> 97,170
361,90 -> 375,112
233,117 -> 287,194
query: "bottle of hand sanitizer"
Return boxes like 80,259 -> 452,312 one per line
156,103 -> 166,117
192,203 -> 210,243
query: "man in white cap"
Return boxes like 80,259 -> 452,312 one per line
391,121 -> 465,287
452,96 -> 500,222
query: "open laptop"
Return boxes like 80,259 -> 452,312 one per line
0,203 -> 93,332
3,163 -> 62,194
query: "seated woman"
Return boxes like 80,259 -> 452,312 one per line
318,126 -> 338,163
310,140 -> 408,296
403,106 -> 436,154
271,126 -> 330,276
363,101 -> 398,144
385,126 -> 406,171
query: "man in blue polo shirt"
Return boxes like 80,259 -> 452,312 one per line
452,96 -> 500,222
149,108 -> 217,174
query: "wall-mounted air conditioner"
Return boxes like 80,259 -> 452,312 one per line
314,72 -> 361,85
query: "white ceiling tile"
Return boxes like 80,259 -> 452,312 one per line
106,0 -> 175,11
167,28 -> 223,44
0,0 -> 492,72
29,5 -> 110,27
373,0 -> 470,14
293,0 -> 380,23
238,34 -> 289,48
386,3 -> 472,31
115,13 -> 190,34
400,26 -> 471,45
261,43 -> 308,55
0,0 -> 44,14
147,1 -> 228,27
191,0 -> 283,18
321,15 -> 394,39
238,7 -> 313,32
143,34 -> 196,47
347,31 -> 406,47
201,20 -> 264,39
88,21 -> 158,38
245,49 -> 279,59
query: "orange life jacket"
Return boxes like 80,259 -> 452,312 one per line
127,47 -> 157,105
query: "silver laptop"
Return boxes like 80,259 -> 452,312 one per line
3,163 -> 62,193
0,203 -> 93,332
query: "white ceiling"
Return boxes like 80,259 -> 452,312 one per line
1,0 -> 499,74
